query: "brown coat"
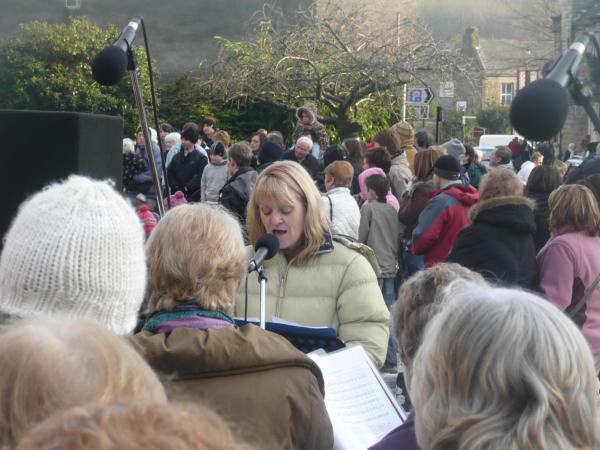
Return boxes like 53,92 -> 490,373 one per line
130,324 -> 333,450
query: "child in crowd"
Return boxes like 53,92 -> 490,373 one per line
122,138 -> 146,193
201,141 -> 230,204
291,102 -> 330,156
359,174 -> 399,367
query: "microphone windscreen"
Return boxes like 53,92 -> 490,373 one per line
255,233 -> 280,260
510,78 -> 569,141
91,46 -> 128,87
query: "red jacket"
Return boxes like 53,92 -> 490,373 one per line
410,183 -> 479,267
508,138 -> 521,157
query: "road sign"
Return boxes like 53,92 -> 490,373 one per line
407,86 -> 434,105
439,82 -> 454,98
456,101 -> 467,112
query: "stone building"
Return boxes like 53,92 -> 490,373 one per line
553,0 -> 600,146
460,27 -> 553,110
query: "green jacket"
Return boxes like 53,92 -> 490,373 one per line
235,234 -> 390,368
466,162 -> 483,189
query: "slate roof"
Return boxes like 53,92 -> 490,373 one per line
573,3 -> 600,27
475,38 -> 555,76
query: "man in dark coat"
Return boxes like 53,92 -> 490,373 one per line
167,128 -> 208,202
447,169 -> 537,288
219,142 -> 258,235
282,136 -> 320,181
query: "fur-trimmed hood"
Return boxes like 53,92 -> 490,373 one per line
469,195 -> 536,234
296,102 -> 318,125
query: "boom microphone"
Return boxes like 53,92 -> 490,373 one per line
510,32 -> 594,141
91,16 -> 143,87
248,234 -> 280,273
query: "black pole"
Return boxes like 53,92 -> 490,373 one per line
436,106 -> 442,144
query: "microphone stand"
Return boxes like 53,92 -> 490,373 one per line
257,266 -> 268,330
125,46 -> 166,217
570,77 -> 600,133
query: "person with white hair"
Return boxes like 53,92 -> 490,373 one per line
282,135 -> 320,181
564,142 -> 576,161
411,282 -> 597,450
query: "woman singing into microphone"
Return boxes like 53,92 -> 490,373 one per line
236,161 -> 390,367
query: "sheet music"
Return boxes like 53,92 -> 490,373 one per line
309,345 -> 406,450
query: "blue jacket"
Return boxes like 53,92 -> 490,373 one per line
132,145 -> 163,196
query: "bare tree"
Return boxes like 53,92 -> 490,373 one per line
199,0 -> 475,138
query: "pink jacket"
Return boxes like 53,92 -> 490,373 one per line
358,168 -> 399,213
536,230 -> 600,355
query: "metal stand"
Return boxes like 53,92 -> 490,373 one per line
570,77 -> 600,133
126,48 -> 165,217
258,266 -> 268,330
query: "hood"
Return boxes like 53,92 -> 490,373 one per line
296,102 -> 318,125
391,151 -> 410,168
430,184 -> 479,206
524,191 -> 551,216
391,121 -> 414,147
358,167 -> 386,200
131,325 -> 325,395
469,196 -> 536,234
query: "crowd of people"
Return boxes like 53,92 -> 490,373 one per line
2,102 -> 600,449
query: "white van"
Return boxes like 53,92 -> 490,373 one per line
478,134 -> 522,147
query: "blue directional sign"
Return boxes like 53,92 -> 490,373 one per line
408,86 -> 435,105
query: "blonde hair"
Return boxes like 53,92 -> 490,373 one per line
0,318 -> 167,446
549,184 -> 600,237
411,283 -> 597,450
392,264 -> 486,364
247,161 -> 330,267
213,130 -> 231,148
531,151 -> 543,163
474,149 -> 483,164
145,204 -> 245,314
324,160 -> 354,188
478,168 -> 523,201
17,402 -> 254,450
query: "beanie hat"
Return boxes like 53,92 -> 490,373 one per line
442,139 -> 466,161
392,122 -> 415,143
137,204 -> 157,237
164,190 -> 188,210
319,145 -> 348,172
210,141 -> 226,158
0,176 -> 146,335
181,127 -> 198,144
431,154 -> 461,181
202,117 -> 217,129
257,141 -> 284,165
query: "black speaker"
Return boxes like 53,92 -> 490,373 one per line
0,110 -> 123,245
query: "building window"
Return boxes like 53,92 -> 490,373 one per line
64,0 -> 81,9
501,83 -> 513,105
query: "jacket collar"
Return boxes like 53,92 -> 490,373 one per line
469,195 -> 535,222
315,232 -> 334,254
229,166 -> 253,183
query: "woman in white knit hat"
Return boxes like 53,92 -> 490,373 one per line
0,176 -> 147,334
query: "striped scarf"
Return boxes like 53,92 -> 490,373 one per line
142,301 -> 235,334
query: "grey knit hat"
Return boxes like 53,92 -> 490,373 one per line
0,176 -> 147,335
442,139 -> 466,161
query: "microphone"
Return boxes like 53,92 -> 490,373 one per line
248,234 -> 280,273
91,16 -> 143,87
510,33 -> 594,141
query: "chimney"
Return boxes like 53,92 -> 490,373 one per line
462,27 -> 480,57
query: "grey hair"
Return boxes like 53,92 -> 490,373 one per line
569,143 -> 576,150
494,145 -> 512,164
297,136 -> 313,149
164,132 -> 181,144
411,281 -> 597,450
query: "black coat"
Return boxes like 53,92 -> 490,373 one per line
524,191 -> 551,253
446,196 -> 537,288
282,149 -> 320,181
167,148 -> 208,202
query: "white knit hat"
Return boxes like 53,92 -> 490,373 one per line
0,176 -> 146,335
